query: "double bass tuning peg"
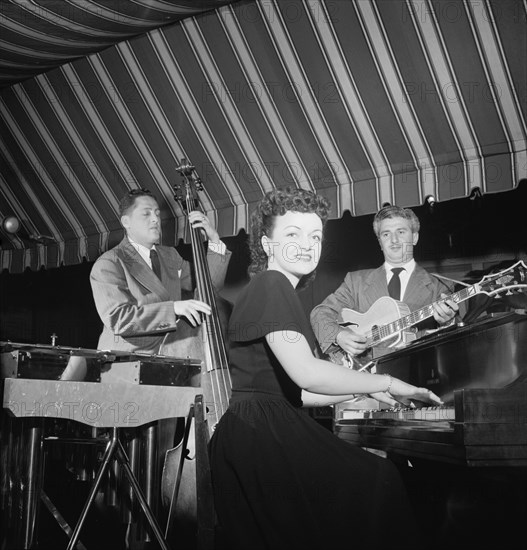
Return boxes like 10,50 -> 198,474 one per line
175,159 -> 203,188
174,159 -> 204,211
176,158 -> 194,174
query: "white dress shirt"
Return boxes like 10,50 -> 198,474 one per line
128,238 -> 227,277
384,258 -> 416,301
129,239 -> 156,268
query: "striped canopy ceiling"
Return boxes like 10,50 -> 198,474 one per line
0,0 -> 526,272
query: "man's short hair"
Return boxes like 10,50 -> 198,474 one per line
118,188 -> 156,217
373,205 -> 420,237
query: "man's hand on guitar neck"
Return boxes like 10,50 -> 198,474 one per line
432,293 -> 459,325
335,327 -> 368,357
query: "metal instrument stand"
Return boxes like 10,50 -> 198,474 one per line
66,426 -> 171,550
164,395 -> 215,550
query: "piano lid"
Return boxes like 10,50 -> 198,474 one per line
374,312 -> 527,405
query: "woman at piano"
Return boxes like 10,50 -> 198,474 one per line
209,187 -> 442,550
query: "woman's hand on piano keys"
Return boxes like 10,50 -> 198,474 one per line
386,377 -> 444,407
368,391 -> 404,409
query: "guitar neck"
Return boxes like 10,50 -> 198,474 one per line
366,260 -> 527,347
372,284 -> 479,344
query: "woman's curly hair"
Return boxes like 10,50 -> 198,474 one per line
248,186 -> 331,285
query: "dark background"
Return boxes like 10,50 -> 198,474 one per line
1,180 -> 526,348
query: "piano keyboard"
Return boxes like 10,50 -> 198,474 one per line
337,406 -> 455,422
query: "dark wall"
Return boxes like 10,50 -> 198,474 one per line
0,262 -> 102,348
1,182 -> 525,348
0,234 -> 251,349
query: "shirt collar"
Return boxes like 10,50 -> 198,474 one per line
128,237 -> 156,264
384,258 -> 416,276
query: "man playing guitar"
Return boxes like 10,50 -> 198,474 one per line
310,205 -> 459,367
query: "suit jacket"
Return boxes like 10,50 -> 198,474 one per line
90,237 -> 231,356
310,264 -> 453,354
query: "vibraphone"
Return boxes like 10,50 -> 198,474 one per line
0,341 -> 203,550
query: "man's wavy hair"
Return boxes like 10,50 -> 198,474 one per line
248,186 -> 331,287
372,205 -> 420,237
119,188 -> 156,217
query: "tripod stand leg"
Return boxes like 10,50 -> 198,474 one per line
66,431 -> 119,550
41,492 -> 87,550
164,405 -> 194,540
117,441 -> 170,550
194,395 -> 215,550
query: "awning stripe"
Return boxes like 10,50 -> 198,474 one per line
472,1 -> 527,188
15,83 -> 108,237
315,4 -> 383,213
0,92 -> 81,240
37,74 -> 121,231
224,6 -> 313,198
152,27 -> 249,236
360,1 -> 428,206
88,55 -> 179,217
61,64 -> 140,196
267,2 -> 348,191
184,19 -> 271,218
240,4 -> 316,191
464,2 -> 513,192
410,0 -> 481,196
303,1 -> 354,213
0,14 -> 118,49
0,0 -> 239,87
186,18 -> 274,195
117,42 -> 188,219
253,3 -> 338,194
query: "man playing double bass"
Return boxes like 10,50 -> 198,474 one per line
89,187 -> 231,544
90,188 -> 231,355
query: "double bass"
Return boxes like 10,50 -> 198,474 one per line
160,160 -> 232,546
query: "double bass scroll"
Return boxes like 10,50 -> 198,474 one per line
161,159 -> 232,544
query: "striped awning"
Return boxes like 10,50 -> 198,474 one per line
0,0 -> 238,88
1,0 -> 526,272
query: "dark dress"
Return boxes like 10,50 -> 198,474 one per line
209,271 -> 418,550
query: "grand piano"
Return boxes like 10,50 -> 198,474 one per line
334,311 -> 527,549
334,311 -> 527,467
335,311 -> 527,466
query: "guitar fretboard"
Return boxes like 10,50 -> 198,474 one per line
358,260 -> 526,347
369,285 -> 480,344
